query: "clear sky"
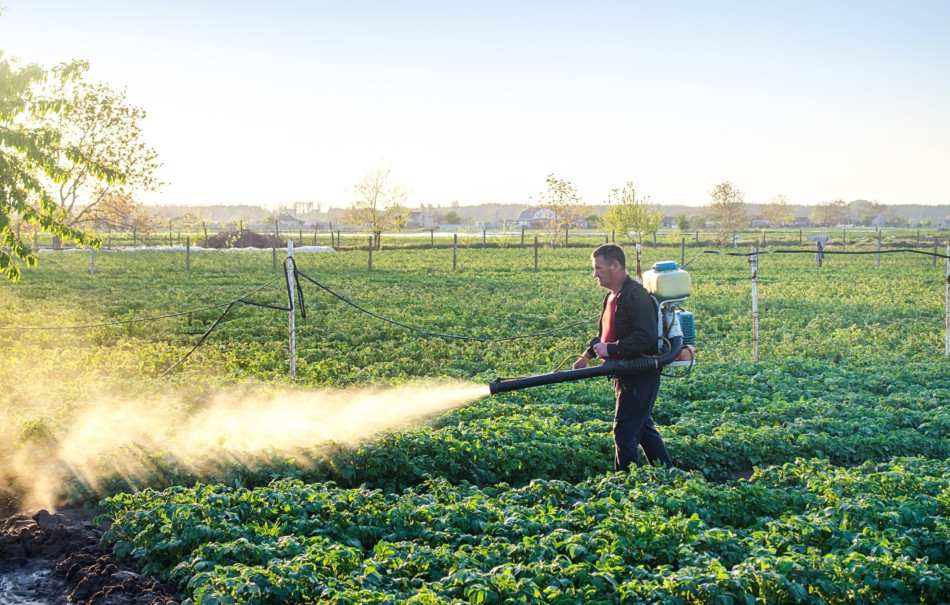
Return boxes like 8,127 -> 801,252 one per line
1,1 -> 948,208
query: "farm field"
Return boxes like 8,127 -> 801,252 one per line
1,240 -> 949,603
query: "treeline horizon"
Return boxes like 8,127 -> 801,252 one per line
148,200 -> 950,227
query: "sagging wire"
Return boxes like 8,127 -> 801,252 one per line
295,268 -> 597,343
161,265 -> 304,377
685,247 -> 950,264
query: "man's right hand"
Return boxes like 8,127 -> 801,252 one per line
572,357 -> 589,370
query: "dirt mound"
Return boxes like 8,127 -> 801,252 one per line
201,228 -> 280,249
0,508 -> 180,605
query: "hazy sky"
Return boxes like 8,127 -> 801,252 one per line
1,1 -> 948,208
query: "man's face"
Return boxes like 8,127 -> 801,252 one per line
592,255 -> 620,289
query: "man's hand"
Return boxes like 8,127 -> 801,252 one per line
572,356 -> 589,370
592,342 -> 611,358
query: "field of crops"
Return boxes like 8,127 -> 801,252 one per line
1,239 -> 949,603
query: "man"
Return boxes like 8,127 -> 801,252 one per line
573,244 -> 673,471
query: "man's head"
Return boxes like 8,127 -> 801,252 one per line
591,244 -> 627,291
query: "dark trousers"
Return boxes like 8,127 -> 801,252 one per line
612,371 -> 672,471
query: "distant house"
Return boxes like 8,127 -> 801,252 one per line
661,216 -> 677,229
792,216 -> 811,227
273,212 -> 306,231
407,211 -> 438,229
517,207 -> 557,229
868,214 -> 885,228
751,219 -> 770,228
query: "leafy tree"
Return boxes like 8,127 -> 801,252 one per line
344,163 -> 410,239
707,180 -> 748,243
676,214 -> 691,231
533,173 -> 589,246
762,194 -> 794,227
39,80 -> 163,229
0,50 -> 121,281
602,181 -> 662,245
810,200 -> 849,226
84,189 -> 158,235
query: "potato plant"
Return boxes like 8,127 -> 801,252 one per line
1,242 -> 948,602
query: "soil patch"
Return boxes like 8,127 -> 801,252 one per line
0,508 -> 180,605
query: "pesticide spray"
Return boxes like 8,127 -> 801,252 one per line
0,380 -> 490,510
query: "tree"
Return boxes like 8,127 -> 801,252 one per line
762,194 -> 794,227
676,214 -> 691,231
707,180 -> 748,243
602,181 -> 662,245
85,188 -> 159,235
533,173 -> 589,246
810,200 -> 849,226
39,80 -> 163,228
0,50 -> 121,281
344,163 -> 410,240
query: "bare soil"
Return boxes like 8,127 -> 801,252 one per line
0,508 -> 181,605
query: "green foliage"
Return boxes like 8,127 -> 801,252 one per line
0,51 -> 121,280
2,244 -> 949,602
603,182 -> 663,245
102,458 -> 950,604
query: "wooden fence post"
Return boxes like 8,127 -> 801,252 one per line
368,236 -> 373,273
750,246 -> 759,363
287,240 -> 296,380
453,234 -> 458,271
186,236 -> 191,272
534,236 -> 539,273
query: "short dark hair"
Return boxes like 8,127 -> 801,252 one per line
592,244 -> 626,268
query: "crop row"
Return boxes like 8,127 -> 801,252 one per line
54,353 -> 948,505
101,457 -> 950,604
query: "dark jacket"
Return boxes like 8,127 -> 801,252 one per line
585,275 -> 658,359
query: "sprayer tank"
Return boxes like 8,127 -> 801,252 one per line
642,261 -> 691,302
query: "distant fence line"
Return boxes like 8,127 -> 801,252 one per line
36,227 -> 950,280
24,222 -> 950,254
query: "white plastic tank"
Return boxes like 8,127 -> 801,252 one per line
642,261 -> 691,302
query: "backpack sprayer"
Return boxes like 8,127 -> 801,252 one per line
489,261 -> 696,395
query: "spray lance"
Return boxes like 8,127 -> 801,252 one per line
489,261 -> 697,396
